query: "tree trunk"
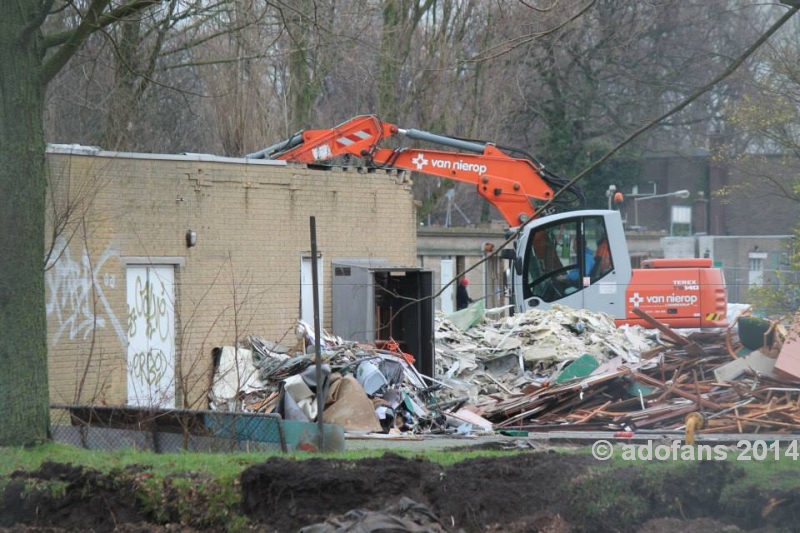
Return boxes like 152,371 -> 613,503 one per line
377,0 -> 404,122
287,0 -> 319,131
102,19 -> 141,151
0,4 -> 50,445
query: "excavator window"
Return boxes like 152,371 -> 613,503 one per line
523,219 -> 581,302
585,216 -> 614,282
522,215 -> 613,302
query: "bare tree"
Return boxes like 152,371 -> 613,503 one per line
44,0 -> 278,153
1,0 -> 164,446
482,1 -> 766,207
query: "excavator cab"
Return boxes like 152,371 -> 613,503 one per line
513,210 -> 632,318
511,209 -> 728,328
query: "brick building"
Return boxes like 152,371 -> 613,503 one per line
619,152 -> 800,237
45,146 -> 417,409
416,225 -> 508,312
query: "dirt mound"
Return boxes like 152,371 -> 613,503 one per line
637,517 -> 743,533
428,451 -> 592,531
0,461 -> 223,533
241,453 -> 794,533
0,526 -> 200,533
0,461 -> 145,532
721,484 -> 800,529
3,452 -> 800,532
240,451 -> 594,532
241,453 -> 440,531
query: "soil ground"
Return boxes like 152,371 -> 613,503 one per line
2,450 -> 800,532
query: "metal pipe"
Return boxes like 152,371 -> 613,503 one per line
246,132 -> 304,159
309,216 -> 325,452
684,412 -> 706,445
399,128 -> 486,154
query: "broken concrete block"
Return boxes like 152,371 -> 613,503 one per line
774,313 -> 800,381
713,350 -> 777,382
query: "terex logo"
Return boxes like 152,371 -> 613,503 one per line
410,153 -> 487,174
673,279 -> 700,290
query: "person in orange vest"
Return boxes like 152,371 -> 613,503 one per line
456,277 -> 473,310
593,230 -> 612,276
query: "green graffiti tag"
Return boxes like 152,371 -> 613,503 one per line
130,348 -> 169,386
127,275 -> 171,341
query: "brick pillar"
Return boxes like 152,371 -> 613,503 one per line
708,133 -> 731,235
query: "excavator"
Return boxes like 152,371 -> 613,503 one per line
247,115 -> 728,329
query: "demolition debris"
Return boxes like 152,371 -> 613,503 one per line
210,303 -> 800,437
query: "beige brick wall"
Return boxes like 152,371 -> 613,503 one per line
44,150 -> 417,408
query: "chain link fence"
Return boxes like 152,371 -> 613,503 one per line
50,404 -> 289,453
721,265 -> 800,306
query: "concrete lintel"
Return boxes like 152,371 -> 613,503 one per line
120,256 -> 186,267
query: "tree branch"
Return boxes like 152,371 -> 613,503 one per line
158,18 -> 273,59
20,0 -> 57,46
132,0 -> 176,100
40,0 -> 160,86
466,0 -> 596,63
93,26 -> 209,98
40,29 -> 73,51
161,52 -> 276,71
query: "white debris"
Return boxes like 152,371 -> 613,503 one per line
210,347 -> 265,410
435,304 -> 656,402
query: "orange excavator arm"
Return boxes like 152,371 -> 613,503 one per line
247,115 -> 583,226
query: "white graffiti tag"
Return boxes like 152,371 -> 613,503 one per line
46,238 -> 126,346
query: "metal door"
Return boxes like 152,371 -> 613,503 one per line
126,265 -> 175,407
748,252 -> 767,287
440,259 -> 454,313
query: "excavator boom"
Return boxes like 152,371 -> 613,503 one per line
247,115 -> 579,226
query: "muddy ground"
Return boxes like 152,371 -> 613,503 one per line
2,451 -> 800,532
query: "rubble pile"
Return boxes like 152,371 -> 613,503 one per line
477,307 -> 800,434
435,304 -> 655,405
210,323 -> 440,435
210,304 -> 800,437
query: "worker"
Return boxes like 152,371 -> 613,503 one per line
594,232 -> 612,272
456,277 -> 473,310
567,247 -> 595,283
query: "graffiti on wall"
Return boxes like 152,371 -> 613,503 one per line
45,237 -> 126,347
126,265 -> 175,408
129,348 -> 169,386
127,275 -> 172,343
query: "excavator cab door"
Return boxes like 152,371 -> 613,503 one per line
514,210 -> 632,318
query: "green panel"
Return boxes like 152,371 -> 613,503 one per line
204,413 -> 345,453
555,354 -> 599,384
